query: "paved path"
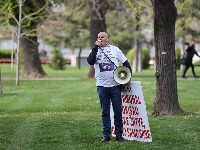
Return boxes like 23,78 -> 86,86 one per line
1,77 -> 199,81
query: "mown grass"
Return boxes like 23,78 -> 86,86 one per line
0,64 -> 199,150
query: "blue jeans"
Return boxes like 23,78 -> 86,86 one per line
97,85 -> 123,137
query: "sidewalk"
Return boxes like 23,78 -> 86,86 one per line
1,77 -> 199,81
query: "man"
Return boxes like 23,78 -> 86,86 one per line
87,32 -> 132,142
181,42 -> 200,79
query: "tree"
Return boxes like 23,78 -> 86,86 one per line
151,0 -> 183,116
126,0 -> 143,72
106,0 -> 134,54
125,0 -> 153,72
175,0 -> 200,59
41,0 -> 89,69
86,0 -> 109,78
2,0 -> 49,78
19,0 -> 48,78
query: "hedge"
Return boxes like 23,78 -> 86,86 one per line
0,49 -> 15,58
126,48 -> 150,69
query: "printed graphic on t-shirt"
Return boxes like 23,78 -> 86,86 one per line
99,63 -> 115,72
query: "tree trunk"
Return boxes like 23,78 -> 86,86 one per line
132,38 -> 142,72
152,0 -> 183,116
21,35 -> 46,78
132,14 -> 142,72
86,0 -> 108,78
78,47 -> 82,69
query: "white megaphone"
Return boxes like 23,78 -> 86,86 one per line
114,66 -> 131,84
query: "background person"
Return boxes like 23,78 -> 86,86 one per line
87,32 -> 132,142
181,41 -> 200,79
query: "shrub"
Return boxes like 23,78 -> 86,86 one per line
126,48 -> 134,64
143,50 -> 150,69
49,48 -> 66,70
126,48 -> 150,69
0,49 -> 15,58
194,60 -> 200,66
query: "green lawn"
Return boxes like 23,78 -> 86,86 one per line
0,64 -> 199,150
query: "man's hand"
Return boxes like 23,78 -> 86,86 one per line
126,80 -> 131,85
95,40 -> 102,47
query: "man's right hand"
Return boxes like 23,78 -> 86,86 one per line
95,40 -> 102,47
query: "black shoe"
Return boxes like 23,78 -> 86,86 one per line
182,76 -> 187,79
100,136 -> 111,142
194,76 -> 199,79
115,135 -> 126,142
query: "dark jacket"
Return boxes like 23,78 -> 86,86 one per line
180,44 -> 200,65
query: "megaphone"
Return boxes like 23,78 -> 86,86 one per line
114,66 -> 131,84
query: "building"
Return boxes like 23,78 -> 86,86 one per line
0,39 -> 90,67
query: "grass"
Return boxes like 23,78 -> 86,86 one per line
0,64 -> 200,150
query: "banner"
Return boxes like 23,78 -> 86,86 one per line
110,81 -> 152,142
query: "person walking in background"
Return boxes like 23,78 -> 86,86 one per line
87,32 -> 132,142
181,41 -> 200,79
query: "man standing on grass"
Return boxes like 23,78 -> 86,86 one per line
87,32 -> 132,142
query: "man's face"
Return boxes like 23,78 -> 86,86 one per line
97,32 -> 109,46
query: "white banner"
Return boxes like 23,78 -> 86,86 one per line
110,81 -> 152,142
